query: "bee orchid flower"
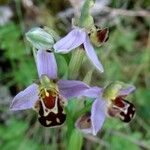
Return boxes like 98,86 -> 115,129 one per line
10,50 -> 89,127
76,82 -> 136,135
53,27 -> 109,73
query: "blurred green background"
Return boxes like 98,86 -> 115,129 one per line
0,0 -> 150,149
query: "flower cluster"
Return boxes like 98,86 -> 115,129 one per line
10,0 -> 136,136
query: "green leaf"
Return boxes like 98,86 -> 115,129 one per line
111,135 -> 140,150
12,57 -> 37,87
68,49 -> 84,79
67,129 -> 83,150
103,81 -> 134,100
55,54 -> 68,79
0,119 -> 28,140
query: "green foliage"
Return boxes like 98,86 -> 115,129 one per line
0,23 -> 37,87
0,118 -> 40,150
55,54 -> 68,79
0,23 -> 25,60
110,135 -> 140,150
0,0 -> 150,149
109,28 -> 137,52
68,129 -> 83,150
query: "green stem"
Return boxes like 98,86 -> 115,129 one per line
66,107 -> 75,140
83,69 -> 94,85
68,49 -> 84,79
32,48 -> 37,64
79,0 -> 95,28
66,100 -> 92,141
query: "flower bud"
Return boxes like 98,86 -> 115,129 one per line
26,27 -> 54,50
103,81 -> 122,100
103,81 -> 133,100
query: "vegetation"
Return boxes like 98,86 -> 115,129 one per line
0,0 -> 150,149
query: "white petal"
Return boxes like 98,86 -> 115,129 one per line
53,28 -> 86,53
10,84 -> 39,111
118,85 -> 136,96
91,97 -> 106,135
58,80 -> 89,99
83,86 -> 103,98
36,50 -> 57,79
84,35 -> 104,72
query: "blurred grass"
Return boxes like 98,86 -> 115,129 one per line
0,0 -> 150,149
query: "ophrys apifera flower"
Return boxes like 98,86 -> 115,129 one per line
53,26 -> 109,73
10,50 -> 89,127
76,81 -> 136,135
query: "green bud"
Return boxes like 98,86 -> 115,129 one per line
79,0 -> 95,28
103,81 -> 128,100
26,27 -> 54,50
40,75 -> 58,92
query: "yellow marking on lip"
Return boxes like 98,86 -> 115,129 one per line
44,89 -> 49,97
46,120 -> 52,125
62,109 -> 66,114
40,95 -> 59,116
129,114 -> 133,118
119,114 -> 125,120
51,96 -> 58,114
56,118 -> 60,123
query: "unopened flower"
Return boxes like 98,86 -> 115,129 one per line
53,27 -> 109,73
76,81 -> 136,135
26,27 -> 55,50
10,50 -> 89,127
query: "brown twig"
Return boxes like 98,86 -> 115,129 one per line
94,6 -> 150,17
68,0 -> 82,17
58,5 -> 150,19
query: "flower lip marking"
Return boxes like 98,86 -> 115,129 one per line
97,28 -> 109,43
108,96 -> 136,123
34,86 -> 67,127
119,99 -> 135,123
36,93 -> 66,127
39,88 -> 58,110
89,27 -> 109,47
